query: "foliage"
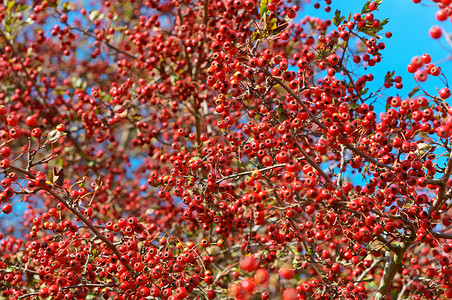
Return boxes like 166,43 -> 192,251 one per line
0,0 -> 451,299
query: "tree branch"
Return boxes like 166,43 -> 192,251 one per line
431,231 -> 452,239
374,234 -> 415,300
430,150 -> 452,214
262,68 -> 395,171
69,26 -> 138,59
355,257 -> 386,284
8,165 -> 135,275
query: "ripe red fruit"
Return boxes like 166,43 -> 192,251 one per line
429,26 -> 442,39
0,159 -> 10,169
368,1 -> 378,11
282,288 -> 298,300
254,268 -> 270,284
279,266 -> 295,279
240,255 -> 259,272
31,128 -> 42,138
200,238 -> 210,247
327,54 -> 339,66
440,87 -> 451,99
415,70 -> 427,82
0,106 -> 7,116
228,283 -> 243,298
0,147 -> 11,158
280,31 -> 290,40
2,204 -> 12,214
365,215 -> 376,226
436,9 -> 448,21
305,205 -> 315,214
421,53 -> 432,64
56,124 -> 66,132
437,125 -> 450,138
407,63 -> 417,73
25,116 -> 38,127
206,290 -> 216,299
426,268 -> 436,278
241,278 -> 256,294
175,287 -> 188,299
6,115 -> 18,126
445,288 -> 452,298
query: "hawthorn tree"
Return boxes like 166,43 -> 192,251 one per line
2,0 -> 452,299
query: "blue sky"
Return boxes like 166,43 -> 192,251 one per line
303,0 -> 452,100
299,0 -> 452,186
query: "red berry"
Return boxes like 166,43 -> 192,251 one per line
0,147 -> 11,158
440,87 -> 451,99
429,26 -> 442,39
56,124 -> 66,132
240,255 -> 259,272
254,268 -> 269,284
436,9 -> 448,21
2,204 -> 12,214
25,116 -> 38,127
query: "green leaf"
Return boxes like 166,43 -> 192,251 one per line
384,70 -> 395,83
349,102 -> 359,110
261,13 -> 267,28
333,9 -> 340,25
265,17 -> 277,31
270,22 -> 289,36
408,86 -> 420,98
277,105 -> 289,121
362,0 -> 382,14
347,12 -> 352,21
17,4 -> 28,12
92,249 -> 99,260
317,47 -> 330,59
260,0 -> 268,18
359,17 -> 389,39
62,2 -> 72,13
250,30 -> 260,43
170,74 -> 177,85
360,26 -> 382,39
361,0 -> 372,14
361,87 -> 369,95
4,16 -> 13,26
332,9 -> 344,26
47,1 -> 57,8
6,0 -> 14,11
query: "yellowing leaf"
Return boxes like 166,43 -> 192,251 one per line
260,0 -> 268,18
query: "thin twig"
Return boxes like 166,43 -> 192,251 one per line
261,68 -> 395,171
430,150 -> 452,214
355,257 -> 386,284
8,165 -> 135,276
